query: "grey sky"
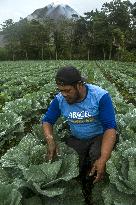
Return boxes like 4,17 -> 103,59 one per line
0,0 -> 135,26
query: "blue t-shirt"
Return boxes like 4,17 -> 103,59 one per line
42,84 -> 116,139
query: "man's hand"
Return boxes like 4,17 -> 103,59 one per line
47,139 -> 58,161
89,157 -> 106,184
89,129 -> 116,183
42,123 -> 59,161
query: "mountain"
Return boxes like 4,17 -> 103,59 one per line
0,3 -> 80,48
27,3 -> 80,21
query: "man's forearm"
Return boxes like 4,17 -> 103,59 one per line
43,122 -> 58,160
42,122 -> 54,144
100,128 -> 116,163
90,129 -> 116,183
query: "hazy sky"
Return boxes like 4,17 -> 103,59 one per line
0,0 -> 135,26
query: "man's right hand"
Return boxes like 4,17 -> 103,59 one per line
43,123 -> 58,161
47,139 -> 58,161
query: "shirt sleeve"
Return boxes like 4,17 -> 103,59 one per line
42,96 -> 61,125
99,93 -> 117,131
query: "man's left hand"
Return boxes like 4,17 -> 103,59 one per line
89,158 -> 106,184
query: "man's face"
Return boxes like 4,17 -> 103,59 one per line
57,84 -> 81,104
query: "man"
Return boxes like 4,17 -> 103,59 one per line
42,66 -> 117,203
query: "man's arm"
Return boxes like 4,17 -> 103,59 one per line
42,97 -> 61,160
100,128 -> 116,163
43,122 -> 58,160
90,93 -> 117,183
91,128 -> 116,183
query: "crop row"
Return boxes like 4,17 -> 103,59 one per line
96,61 -> 136,105
90,62 -> 136,205
96,61 -> 136,78
0,60 -> 135,205
0,60 -> 90,154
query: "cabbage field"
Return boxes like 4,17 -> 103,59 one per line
0,60 -> 136,205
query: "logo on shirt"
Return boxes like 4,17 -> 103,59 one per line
68,111 -> 95,124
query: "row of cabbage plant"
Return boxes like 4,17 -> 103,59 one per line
96,61 -> 136,104
90,62 -> 136,205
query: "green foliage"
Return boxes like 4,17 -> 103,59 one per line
0,60 -> 135,204
22,196 -> 42,205
0,47 -> 8,60
92,179 -> 108,205
0,182 -> 22,205
101,139 -> 136,205
42,180 -> 85,205
91,60 -> 136,205
0,92 -> 11,111
0,112 -> 24,148
120,50 -> 136,62
0,134 -> 85,204
1,0 -> 136,60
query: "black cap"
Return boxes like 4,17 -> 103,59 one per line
55,66 -> 85,85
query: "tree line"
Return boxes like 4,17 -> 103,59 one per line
0,0 -> 136,61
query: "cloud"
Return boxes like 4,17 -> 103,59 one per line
0,0 -> 135,26
50,0 -> 71,4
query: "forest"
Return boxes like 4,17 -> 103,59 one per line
0,0 -> 136,61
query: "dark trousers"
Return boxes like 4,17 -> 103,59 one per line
65,135 -> 103,175
65,134 -> 119,205
65,135 -> 103,204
